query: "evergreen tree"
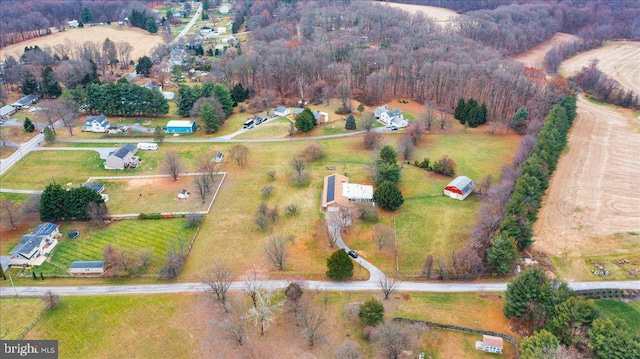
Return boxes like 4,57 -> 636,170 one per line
480,103 -> 489,125
503,268 -> 557,328
295,109 -> 314,133
373,182 -> 404,211
64,186 -> 103,220
41,66 -> 62,98
454,98 -> 465,121
360,298 -> 384,326
213,84 -> 234,117
520,330 -> 559,359
345,114 -> 356,130
486,234 -> 518,275
202,11 -> 209,20
44,126 -> 56,142
510,107 -> 529,134
21,70 -> 39,95
177,85 -> 195,117
136,56 -> 153,77
154,126 -> 165,143
588,318 -> 640,359
375,145 -> 401,185
23,117 -> 35,132
378,145 -> 398,165
81,7 -> 93,23
200,102 -> 219,133
326,249 -> 354,280
40,183 -> 67,221
231,83 -> 246,103
357,103 -> 365,113
547,296 -> 599,346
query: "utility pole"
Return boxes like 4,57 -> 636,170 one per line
9,274 -> 18,296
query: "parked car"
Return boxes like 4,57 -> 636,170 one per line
389,126 -> 399,131
347,250 -> 358,259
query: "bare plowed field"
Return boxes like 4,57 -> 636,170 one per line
1,26 -> 165,61
533,96 -> 640,257
370,1 -> 458,23
559,41 -> 640,94
514,32 -> 580,69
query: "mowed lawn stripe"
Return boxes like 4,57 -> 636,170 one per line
39,219 -> 194,275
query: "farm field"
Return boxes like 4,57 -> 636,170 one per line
33,218 -> 196,275
99,175 -> 220,214
559,41 -> 640,94
513,32 -> 580,69
22,291 -> 516,359
374,1 -> 459,24
0,297 -> 46,339
595,300 -> 640,332
1,26 -> 166,62
532,96 -> 640,280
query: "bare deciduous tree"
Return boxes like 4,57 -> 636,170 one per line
194,173 -> 211,203
422,254 -> 434,279
363,131 -> 382,150
397,136 -> 415,162
422,102 -> 436,131
244,288 -> 283,336
217,306 -> 247,346
203,262 -> 234,312
162,150 -> 185,181
159,237 -> 187,279
302,143 -> 324,162
335,341 -> 361,359
285,282 -> 305,326
43,290 -> 60,310
361,114 -> 376,132
407,120 -> 426,145
243,265 -> 266,308
266,169 -> 276,180
86,202 -> 109,227
229,145 -> 249,167
439,112 -> 450,130
0,131 -> 9,149
373,321 -> 414,359
264,235 -> 289,270
261,185 -> 275,199
476,174 -> 494,195
116,41 -> 133,69
300,300 -> 327,347
372,224 -> 394,251
0,199 -> 22,229
378,276 -> 398,300
327,207 -> 353,234
285,203 -> 299,216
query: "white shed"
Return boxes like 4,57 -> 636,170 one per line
69,261 -> 105,274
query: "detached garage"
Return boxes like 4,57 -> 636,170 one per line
444,176 -> 474,200
167,120 -> 196,134
69,260 -> 105,274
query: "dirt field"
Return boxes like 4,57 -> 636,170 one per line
1,26 -> 166,61
533,96 -> 640,259
559,41 -> 640,94
371,1 -> 458,23
514,32 -> 580,69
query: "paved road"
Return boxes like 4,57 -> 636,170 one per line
2,281 -> 637,297
170,3 -> 203,46
0,188 -> 42,194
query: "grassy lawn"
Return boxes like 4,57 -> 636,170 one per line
1,124 -> 36,143
0,192 -> 29,203
595,300 -> 640,331
25,294 -> 201,359
0,297 -> 46,339
101,175 -> 219,214
234,117 -> 292,139
22,291 -> 517,358
36,219 -> 196,275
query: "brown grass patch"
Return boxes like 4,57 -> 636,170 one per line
513,32 -> 580,68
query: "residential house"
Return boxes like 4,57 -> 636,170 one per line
444,176 -> 474,200
221,35 -> 237,43
322,173 -> 373,209
11,94 -> 38,109
105,144 -> 138,170
1,105 -> 16,119
67,20 -> 79,28
144,81 -> 162,91
200,26 -> 213,34
475,335 -> 503,354
374,104 -> 407,128
274,107 -> 291,117
83,114 -> 110,133
166,120 -> 196,133
292,108 -> 304,117
313,111 -> 329,124
69,261 -> 105,274
9,223 -> 60,266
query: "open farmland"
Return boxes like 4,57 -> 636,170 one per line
559,41 -> 640,94
37,219 -> 195,275
23,291 -> 517,359
513,32 -> 580,69
1,26 -> 165,62
533,96 -> 640,280
0,297 -> 46,339
373,1 -> 459,23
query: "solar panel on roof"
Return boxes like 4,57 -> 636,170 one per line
326,175 -> 336,203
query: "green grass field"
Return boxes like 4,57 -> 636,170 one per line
37,219 -> 196,275
234,117 -> 292,139
0,297 -> 46,339
595,300 -> 640,331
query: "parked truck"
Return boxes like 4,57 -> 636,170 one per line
137,143 -> 158,151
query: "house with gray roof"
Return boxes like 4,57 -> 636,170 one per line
105,144 -> 138,170
83,114 -> 110,133
69,261 -> 105,274
374,104 -> 407,128
9,223 -> 60,266
1,105 -> 16,119
11,94 -> 38,109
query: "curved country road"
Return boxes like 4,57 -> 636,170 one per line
1,280 -> 638,297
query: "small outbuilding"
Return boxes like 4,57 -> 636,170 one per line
69,261 -> 105,274
0,105 -> 16,119
166,120 -> 196,134
105,144 -> 138,170
475,335 -> 503,354
443,176 -> 474,200
273,107 -> 290,117
11,94 -> 38,109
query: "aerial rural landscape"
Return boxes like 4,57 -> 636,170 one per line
0,0 -> 639,358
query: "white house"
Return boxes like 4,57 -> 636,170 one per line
475,335 -> 503,354
105,144 -> 138,170
221,35 -> 237,43
274,107 -> 290,117
322,173 -> 373,209
67,20 -> 79,28
69,261 -> 105,274
9,223 -> 60,266
83,114 -> 111,133
374,105 -> 407,128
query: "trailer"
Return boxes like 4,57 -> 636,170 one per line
137,143 -> 158,151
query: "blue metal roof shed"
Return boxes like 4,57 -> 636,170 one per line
166,120 -> 196,133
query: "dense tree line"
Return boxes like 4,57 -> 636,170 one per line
454,98 -> 488,128
0,1 -> 161,47
40,182 -> 104,221
129,9 -> 158,34
570,60 -> 640,109
175,83 -> 234,133
507,268 -> 640,358
73,82 -> 169,116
